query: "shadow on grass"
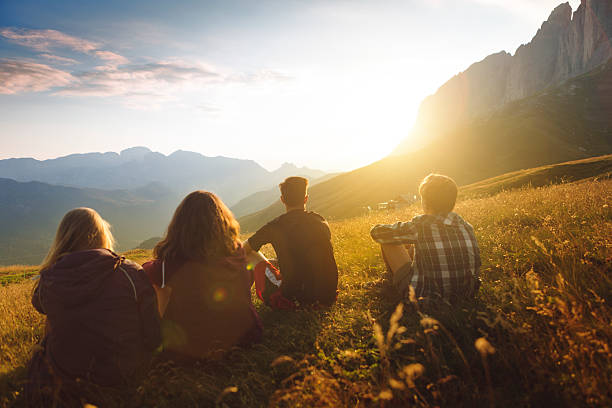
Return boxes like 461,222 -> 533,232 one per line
135,304 -> 327,407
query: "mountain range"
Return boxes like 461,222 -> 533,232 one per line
0,147 -> 326,206
0,150 -> 326,265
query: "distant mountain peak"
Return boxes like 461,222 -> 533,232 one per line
120,146 -> 152,155
119,146 -> 153,161
278,162 -> 299,170
271,162 -> 326,178
169,149 -> 204,159
547,2 -> 572,24
262,162 -> 327,188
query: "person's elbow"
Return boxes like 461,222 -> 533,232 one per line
31,285 -> 46,314
370,225 -> 383,241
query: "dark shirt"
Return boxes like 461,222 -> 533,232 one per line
248,209 -> 338,305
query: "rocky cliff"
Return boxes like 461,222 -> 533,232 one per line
395,0 -> 612,154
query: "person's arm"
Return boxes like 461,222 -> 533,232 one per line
322,220 -> 332,241
243,240 -> 270,274
244,221 -> 273,253
245,249 -> 269,269
243,221 -> 275,265
142,260 -> 173,317
370,220 -> 418,245
152,284 -> 172,317
244,238 -> 282,288
31,281 -> 46,314
242,241 -> 259,256
238,269 -> 264,345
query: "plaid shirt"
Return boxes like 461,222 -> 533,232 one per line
370,212 -> 481,301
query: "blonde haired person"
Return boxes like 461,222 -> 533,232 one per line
26,208 -> 161,407
370,174 -> 481,305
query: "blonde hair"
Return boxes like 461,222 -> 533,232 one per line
419,174 -> 458,214
39,207 -> 115,272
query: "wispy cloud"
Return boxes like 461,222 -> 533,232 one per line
0,27 -> 129,69
57,61 -> 222,98
93,51 -> 129,66
0,28 -> 291,109
0,59 -> 72,94
0,28 -> 99,53
55,61 -> 290,109
39,53 -> 78,65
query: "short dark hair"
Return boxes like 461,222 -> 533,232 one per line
280,177 -> 308,207
419,174 -> 458,214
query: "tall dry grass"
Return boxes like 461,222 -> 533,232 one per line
0,281 -> 44,406
0,179 -> 610,407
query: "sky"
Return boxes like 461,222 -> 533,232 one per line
0,0 -> 580,172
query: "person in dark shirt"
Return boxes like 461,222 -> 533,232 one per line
244,176 -> 338,307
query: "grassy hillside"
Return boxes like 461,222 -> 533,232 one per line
460,154 -> 612,197
2,178 -> 611,407
240,154 -> 612,232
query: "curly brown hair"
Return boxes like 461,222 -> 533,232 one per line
154,191 -> 240,263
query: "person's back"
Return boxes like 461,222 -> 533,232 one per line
34,250 -> 160,385
246,177 -> 338,306
253,209 -> 338,305
372,212 -> 480,301
370,174 -> 481,304
143,254 -> 262,358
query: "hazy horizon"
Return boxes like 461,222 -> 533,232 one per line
0,145 -> 331,174
1,0 -> 580,172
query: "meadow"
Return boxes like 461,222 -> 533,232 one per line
1,178 -> 611,407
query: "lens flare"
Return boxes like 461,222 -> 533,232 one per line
213,287 -> 228,302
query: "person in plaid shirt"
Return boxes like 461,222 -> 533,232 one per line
370,174 -> 481,304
